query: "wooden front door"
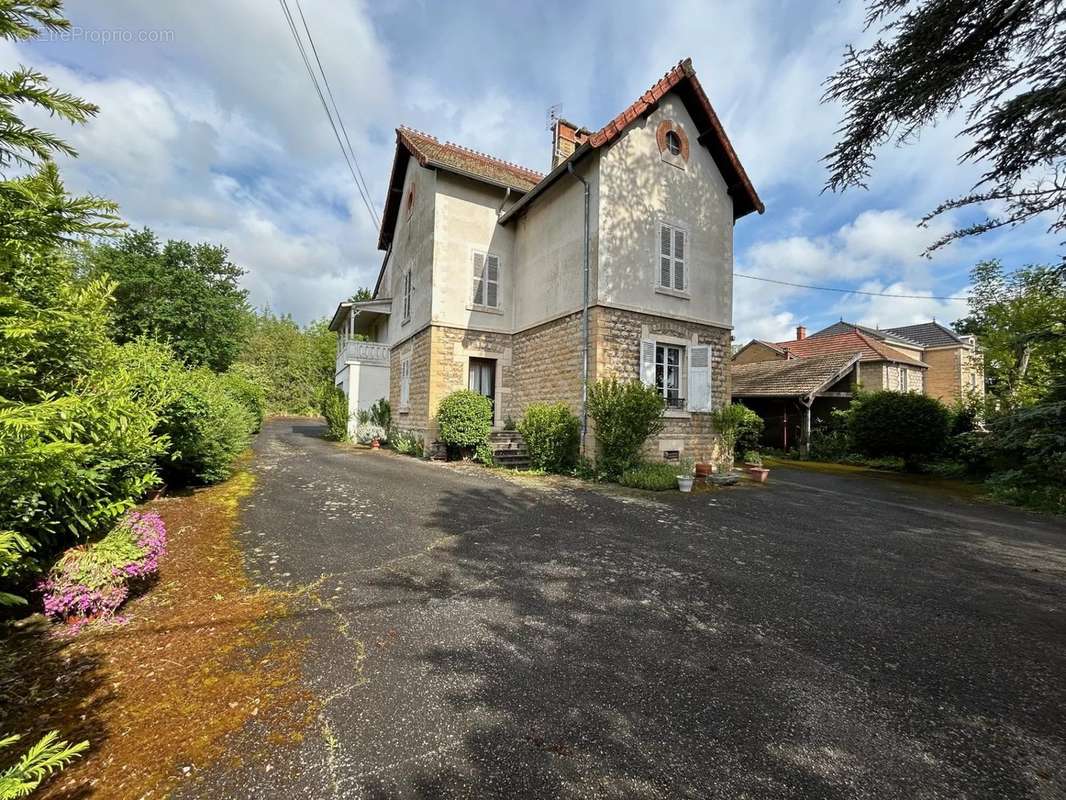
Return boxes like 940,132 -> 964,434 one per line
468,358 -> 496,415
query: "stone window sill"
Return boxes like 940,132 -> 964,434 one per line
655,286 -> 690,301
663,409 -> 691,420
466,304 -> 504,316
398,405 -> 410,414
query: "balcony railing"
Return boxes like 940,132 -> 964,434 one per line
665,395 -> 686,410
336,338 -> 390,373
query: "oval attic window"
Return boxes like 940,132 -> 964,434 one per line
665,130 -> 682,156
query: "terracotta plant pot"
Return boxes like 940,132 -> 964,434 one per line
746,466 -> 769,483
694,463 -> 713,481
371,438 -> 381,450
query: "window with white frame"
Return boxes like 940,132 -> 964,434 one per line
402,267 -> 412,321
900,367 -> 909,392
640,338 -> 712,412
399,355 -> 411,409
658,222 -> 687,292
471,251 -> 500,309
655,344 -> 684,407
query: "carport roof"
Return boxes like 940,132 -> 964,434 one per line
732,351 -> 861,398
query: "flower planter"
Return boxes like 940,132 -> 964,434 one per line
370,438 -> 381,450
745,466 -> 769,483
677,475 -> 694,492
694,463 -> 713,482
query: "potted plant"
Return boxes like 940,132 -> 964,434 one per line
743,450 -> 769,483
676,456 -> 695,493
694,461 -> 714,482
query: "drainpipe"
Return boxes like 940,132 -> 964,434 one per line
567,162 -> 591,452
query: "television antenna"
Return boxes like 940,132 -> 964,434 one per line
546,103 -> 562,131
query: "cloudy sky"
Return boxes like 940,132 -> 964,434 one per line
9,0 -> 1060,342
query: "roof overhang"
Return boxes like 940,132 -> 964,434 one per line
732,353 -> 862,400
328,298 -> 392,332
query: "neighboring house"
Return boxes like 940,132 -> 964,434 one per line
810,320 -> 984,404
329,58 -> 764,462
732,352 -> 861,450
732,325 -> 929,394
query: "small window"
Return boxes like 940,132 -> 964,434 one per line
399,356 -> 411,408
655,344 -> 684,408
402,268 -> 412,321
472,251 -> 500,308
658,222 -> 687,292
665,130 -> 682,156
900,368 -> 908,392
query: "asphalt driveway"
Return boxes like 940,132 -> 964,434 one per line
186,417 -> 1066,799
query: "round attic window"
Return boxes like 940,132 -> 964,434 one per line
665,130 -> 682,156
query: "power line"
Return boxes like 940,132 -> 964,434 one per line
293,0 -> 379,228
278,0 -> 379,231
734,272 -> 969,301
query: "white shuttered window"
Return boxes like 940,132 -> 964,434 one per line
472,252 -> 500,308
658,222 -> 687,291
402,268 -> 412,321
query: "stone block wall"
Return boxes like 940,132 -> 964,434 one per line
428,326 -> 514,430
391,327 -> 431,439
511,311 -> 585,419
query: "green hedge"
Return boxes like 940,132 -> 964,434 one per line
619,462 -> 679,491
436,390 -> 492,449
849,391 -> 950,466
319,384 -> 350,442
586,379 -> 665,479
518,402 -> 580,473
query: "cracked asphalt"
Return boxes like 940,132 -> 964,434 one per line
185,417 -> 1066,799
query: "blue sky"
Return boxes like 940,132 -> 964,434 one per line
8,0 -> 1060,342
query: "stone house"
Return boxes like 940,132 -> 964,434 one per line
732,325 -> 929,394
329,58 -> 763,462
808,321 -> 984,404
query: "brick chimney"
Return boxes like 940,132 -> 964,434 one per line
796,325 -> 807,340
552,118 -> 589,168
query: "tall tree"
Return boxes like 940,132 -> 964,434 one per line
84,228 -> 250,372
236,311 -> 334,414
823,0 -> 1065,255
955,260 -> 1066,407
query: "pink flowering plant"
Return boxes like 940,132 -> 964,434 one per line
37,511 -> 167,624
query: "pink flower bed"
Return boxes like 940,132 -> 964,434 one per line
38,510 -> 167,625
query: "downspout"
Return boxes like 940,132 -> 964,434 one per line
567,162 -> 591,452
495,186 -> 512,217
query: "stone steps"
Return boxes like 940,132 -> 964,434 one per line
489,431 -> 530,469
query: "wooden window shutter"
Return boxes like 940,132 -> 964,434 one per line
472,252 -> 485,305
486,254 -> 499,308
640,339 -> 656,386
688,344 -> 711,411
659,224 -> 672,287
673,229 -> 686,290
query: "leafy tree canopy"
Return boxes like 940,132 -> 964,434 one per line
83,228 -> 250,371
235,311 -> 334,414
824,0 -> 1065,255
955,260 -> 1066,407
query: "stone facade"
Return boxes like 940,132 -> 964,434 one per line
428,325 -> 514,433
390,327 -> 431,439
511,311 -> 586,418
923,345 -> 985,404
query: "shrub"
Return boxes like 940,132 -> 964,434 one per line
37,510 -> 166,623
319,385 -> 350,442
980,401 -> 1065,513
518,402 -> 580,473
474,441 -> 496,466
709,403 -> 761,468
849,391 -> 950,467
619,462 -> 679,491
436,390 -> 493,450
354,423 -> 387,445
586,379 -> 665,479
159,370 -> 256,485
390,430 -> 424,457
368,397 -> 391,431
733,404 -> 765,456
219,369 -> 265,432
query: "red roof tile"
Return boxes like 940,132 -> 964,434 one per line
774,331 -> 928,368
397,127 -> 543,192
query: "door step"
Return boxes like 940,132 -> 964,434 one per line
489,431 -> 530,469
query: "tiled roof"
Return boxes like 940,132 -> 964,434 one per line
774,331 -> 928,368
883,321 -> 966,348
732,352 -> 861,397
397,127 -> 542,192
810,320 -> 924,348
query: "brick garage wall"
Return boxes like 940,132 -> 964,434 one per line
592,307 -> 731,463
429,326 -> 514,428
391,327 -> 431,439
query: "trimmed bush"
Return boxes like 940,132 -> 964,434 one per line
159,369 -> 256,485
619,462 -> 679,491
436,390 -> 493,450
586,379 -> 665,479
849,391 -> 950,467
319,385 -> 350,442
37,510 -> 167,624
733,404 -> 765,456
518,402 -> 580,473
